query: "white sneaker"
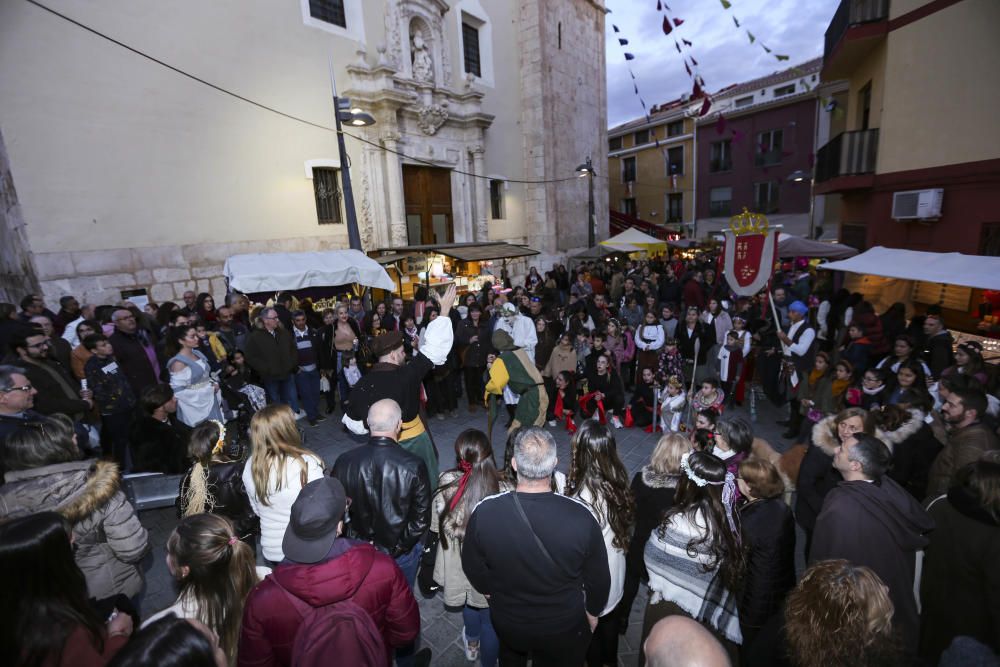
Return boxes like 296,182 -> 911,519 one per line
294,410 -> 307,420
461,629 -> 479,662
548,420 -> 558,427
611,415 -> 623,429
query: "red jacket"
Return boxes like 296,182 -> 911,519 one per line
238,541 -> 420,667
682,279 -> 705,311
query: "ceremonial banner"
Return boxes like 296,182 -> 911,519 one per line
721,208 -> 778,296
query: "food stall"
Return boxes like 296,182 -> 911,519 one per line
372,242 -> 540,300
820,246 -> 1000,360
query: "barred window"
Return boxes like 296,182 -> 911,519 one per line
309,0 -> 346,28
312,168 -> 342,224
462,22 -> 481,77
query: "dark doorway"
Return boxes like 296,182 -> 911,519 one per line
402,165 -> 454,245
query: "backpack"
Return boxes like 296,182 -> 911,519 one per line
270,575 -> 388,667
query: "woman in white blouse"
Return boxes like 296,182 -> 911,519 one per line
242,404 -> 325,564
166,324 -> 222,427
635,309 -> 665,383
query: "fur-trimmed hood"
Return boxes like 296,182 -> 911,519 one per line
811,415 -> 840,456
641,465 -> 680,489
0,459 -> 121,523
874,408 -> 926,452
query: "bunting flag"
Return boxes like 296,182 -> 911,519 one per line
624,53 -> 636,60
691,56 -> 698,66
657,0 -> 661,9
675,40 -> 682,53
733,16 -> 740,27
673,18 -> 684,26
613,24 -> 620,32
634,83 -> 639,94
776,54 -> 790,61
699,97 -> 712,116
662,15 -> 673,35
682,38 -> 693,46
761,43 -> 772,53
747,31 -> 755,44
684,61 -> 692,76
720,0 -> 731,7
618,38 -> 629,45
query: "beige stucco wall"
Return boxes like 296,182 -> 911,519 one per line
878,0 -> 1000,173
0,0 -> 604,303
845,41 -> 886,133
888,0 -> 932,21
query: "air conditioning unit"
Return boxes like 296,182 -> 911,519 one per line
892,188 -> 943,221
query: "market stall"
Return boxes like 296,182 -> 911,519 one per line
223,249 -> 394,294
820,246 -> 1000,358
600,228 -> 668,253
777,233 -> 857,260
372,242 -> 539,300
567,243 -> 637,268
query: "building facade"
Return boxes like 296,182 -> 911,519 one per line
693,58 -> 844,240
0,0 -> 607,304
607,101 -> 695,232
816,0 -> 1000,255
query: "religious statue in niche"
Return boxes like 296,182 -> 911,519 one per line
411,28 -> 434,83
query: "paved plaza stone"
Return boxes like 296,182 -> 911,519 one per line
135,390 -> 799,666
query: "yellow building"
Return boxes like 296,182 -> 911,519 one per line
607,100 -> 695,231
817,0 -> 1000,254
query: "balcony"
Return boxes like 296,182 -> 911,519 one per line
823,0 -> 889,79
815,128 -> 879,194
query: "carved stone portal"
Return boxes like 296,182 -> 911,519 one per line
416,103 -> 449,135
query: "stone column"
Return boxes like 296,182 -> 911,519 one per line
382,131 -> 407,247
470,145 -> 489,242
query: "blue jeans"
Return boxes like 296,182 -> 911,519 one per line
463,605 -> 499,667
263,376 -> 300,413
294,368 -> 321,421
394,542 -> 423,666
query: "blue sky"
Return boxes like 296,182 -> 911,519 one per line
605,0 -> 842,126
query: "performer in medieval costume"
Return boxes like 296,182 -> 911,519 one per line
343,285 -> 457,491
659,375 -> 687,433
485,330 -> 547,433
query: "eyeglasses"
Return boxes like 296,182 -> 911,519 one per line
1,384 -> 33,393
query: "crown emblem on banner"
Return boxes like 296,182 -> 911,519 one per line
729,207 -> 769,235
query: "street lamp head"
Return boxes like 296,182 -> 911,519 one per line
786,169 -> 810,183
347,112 -> 376,127
576,163 -> 595,177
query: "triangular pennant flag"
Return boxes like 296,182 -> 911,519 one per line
630,70 -> 636,79
675,40 -> 682,53
761,43 -> 772,53
776,54 -> 790,61
624,53 -> 635,60
640,98 -> 647,109
699,97 -> 712,117
634,83 -> 639,94
664,2 -> 671,9
748,31 -> 756,44
720,0 -> 732,7
716,114 -> 727,135
657,0 -> 662,9
684,61 -> 692,76
683,38 -> 693,46
618,38 -> 629,45
691,56 -> 699,66
613,24 -> 620,32
733,16 -> 740,27
697,75 -> 705,86
673,17 -> 684,26
692,81 -> 703,98
662,15 -> 673,35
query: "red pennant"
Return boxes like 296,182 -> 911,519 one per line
662,15 -> 673,35
692,81 -> 703,98
699,97 -> 712,116
673,17 -> 684,26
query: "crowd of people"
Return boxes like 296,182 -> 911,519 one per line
1,250 -> 999,667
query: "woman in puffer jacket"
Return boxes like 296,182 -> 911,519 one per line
0,414 -> 149,600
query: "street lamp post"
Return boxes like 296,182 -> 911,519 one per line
329,64 -> 375,251
576,157 -> 596,248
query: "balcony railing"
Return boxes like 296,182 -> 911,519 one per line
816,128 -> 879,183
824,0 -> 889,60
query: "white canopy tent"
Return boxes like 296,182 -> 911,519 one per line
223,249 -> 396,293
819,246 -> 1000,290
600,228 -> 667,252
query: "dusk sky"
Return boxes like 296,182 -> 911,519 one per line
605,0 -> 842,127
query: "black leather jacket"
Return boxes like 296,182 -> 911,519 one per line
177,459 -> 260,541
330,436 -> 431,557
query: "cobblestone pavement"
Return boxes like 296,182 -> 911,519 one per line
135,389 -> 797,666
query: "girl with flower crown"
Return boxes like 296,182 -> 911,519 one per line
177,420 -> 260,551
142,513 -> 268,661
641,451 -> 746,661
